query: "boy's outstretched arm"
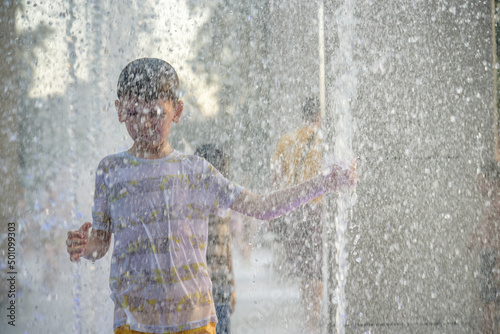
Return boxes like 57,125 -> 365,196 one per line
230,162 -> 356,221
67,222 -> 111,263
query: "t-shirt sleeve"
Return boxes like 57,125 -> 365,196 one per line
206,163 -> 243,218
92,160 -> 112,232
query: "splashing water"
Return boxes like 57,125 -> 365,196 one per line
332,1 -> 358,333
66,0 -> 82,332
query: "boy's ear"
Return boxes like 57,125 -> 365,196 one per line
115,100 -> 126,122
172,101 -> 184,124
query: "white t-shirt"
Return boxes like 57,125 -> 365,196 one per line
92,150 -> 242,333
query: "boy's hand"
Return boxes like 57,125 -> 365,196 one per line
67,222 -> 92,263
326,160 -> 357,191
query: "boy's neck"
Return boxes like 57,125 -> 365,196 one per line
128,141 -> 174,159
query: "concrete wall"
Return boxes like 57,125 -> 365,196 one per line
268,0 -> 494,332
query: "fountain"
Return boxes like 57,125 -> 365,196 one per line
331,1 -> 358,333
1,1 -> 495,333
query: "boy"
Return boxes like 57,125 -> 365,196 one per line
66,58 -> 356,334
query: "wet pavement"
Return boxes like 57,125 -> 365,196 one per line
231,243 -> 307,333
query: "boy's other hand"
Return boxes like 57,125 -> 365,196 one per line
67,222 -> 92,263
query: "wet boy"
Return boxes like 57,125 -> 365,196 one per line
66,58 -> 356,334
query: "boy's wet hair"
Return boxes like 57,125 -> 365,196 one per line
302,97 -> 320,123
117,58 -> 179,103
195,144 -> 229,177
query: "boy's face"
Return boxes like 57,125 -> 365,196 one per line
115,96 -> 183,149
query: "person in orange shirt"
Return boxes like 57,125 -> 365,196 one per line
272,97 -> 324,333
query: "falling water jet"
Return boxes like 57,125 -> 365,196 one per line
331,1 -> 358,333
66,0 -> 82,333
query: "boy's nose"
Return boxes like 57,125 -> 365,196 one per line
140,113 -> 154,126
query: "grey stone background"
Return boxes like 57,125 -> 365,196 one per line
260,0 -> 494,332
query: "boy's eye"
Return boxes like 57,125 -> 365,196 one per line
126,109 -> 138,117
154,106 -> 164,117
123,106 -> 166,118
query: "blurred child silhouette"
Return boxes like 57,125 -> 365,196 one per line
272,97 -> 324,333
195,144 -> 236,334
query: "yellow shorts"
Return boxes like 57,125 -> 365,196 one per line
115,323 -> 216,334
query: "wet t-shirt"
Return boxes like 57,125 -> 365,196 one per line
91,150 -> 243,333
